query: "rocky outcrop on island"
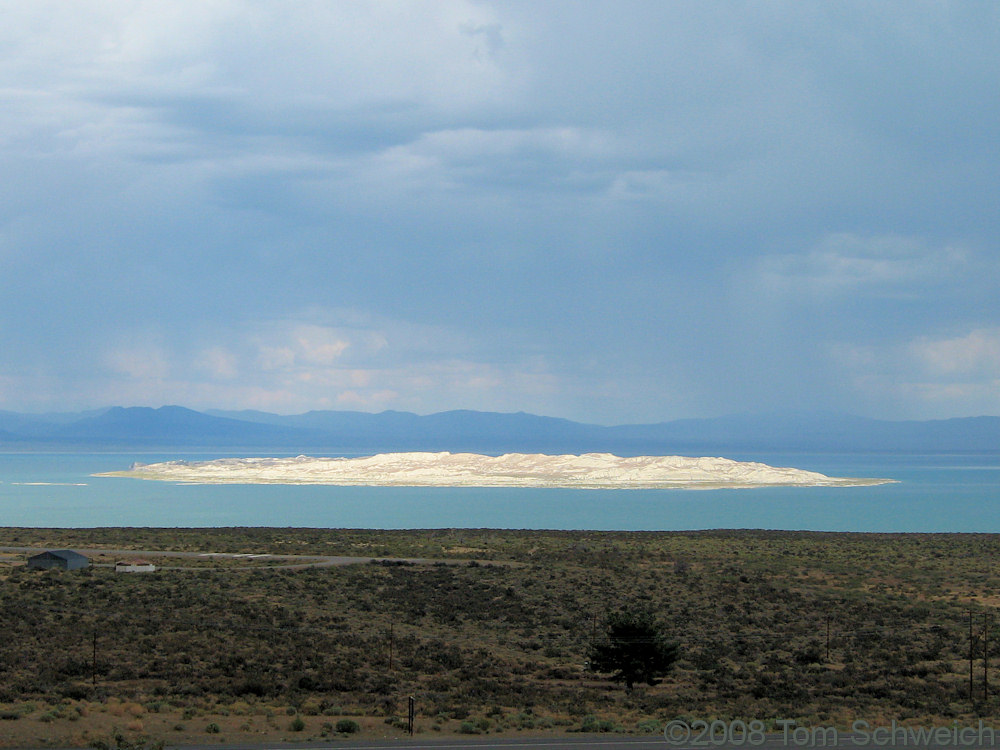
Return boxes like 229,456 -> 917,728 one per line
97,452 -> 893,489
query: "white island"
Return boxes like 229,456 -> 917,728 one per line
96,452 -> 893,490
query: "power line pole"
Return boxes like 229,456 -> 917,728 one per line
970,610 -> 975,702
986,613 -> 991,702
826,616 -> 831,663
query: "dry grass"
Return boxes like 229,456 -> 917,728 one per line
1,528 -> 999,748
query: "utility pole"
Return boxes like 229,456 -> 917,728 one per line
970,610 -> 975,702
986,613 -> 991,702
826,616 -> 831,663
407,695 -> 415,736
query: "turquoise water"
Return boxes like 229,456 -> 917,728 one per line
0,451 -> 998,531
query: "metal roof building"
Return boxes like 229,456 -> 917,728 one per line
27,550 -> 90,571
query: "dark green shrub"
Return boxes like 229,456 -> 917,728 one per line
336,719 -> 360,734
579,715 -> 617,733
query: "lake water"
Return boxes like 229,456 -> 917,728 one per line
0,450 -> 998,532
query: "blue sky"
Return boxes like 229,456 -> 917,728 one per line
1,1 -> 998,424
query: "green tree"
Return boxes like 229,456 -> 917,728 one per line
587,608 -> 680,691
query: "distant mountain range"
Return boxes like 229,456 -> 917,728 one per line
0,405 -> 997,453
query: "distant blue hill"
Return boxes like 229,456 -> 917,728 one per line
203,408 -> 598,452
605,412 -> 1000,452
2,406 -> 325,448
0,405 -> 997,453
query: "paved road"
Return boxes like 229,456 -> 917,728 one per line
0,545 -> 483,569
149,730 -> 1000,750
168,737 -> 668,750
39,738 -> 667,750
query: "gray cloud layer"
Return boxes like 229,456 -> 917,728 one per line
1,1 -> 998,422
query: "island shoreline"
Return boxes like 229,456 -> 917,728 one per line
94,451 -> 896,489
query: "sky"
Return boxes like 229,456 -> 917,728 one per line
1,1 -> 998,425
